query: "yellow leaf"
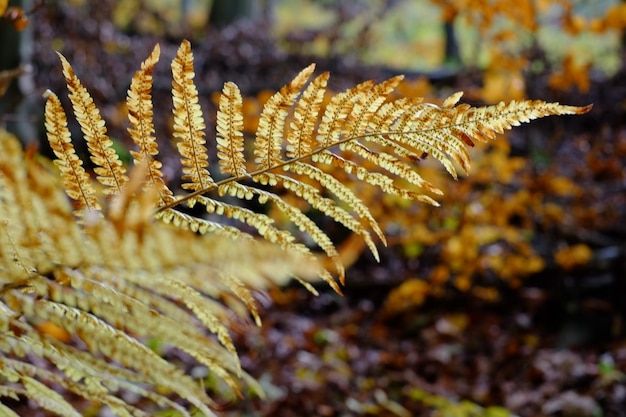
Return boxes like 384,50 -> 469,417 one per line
481,69 -> 526,103
548,55 -> 591,93
454,275 -> 471,292
555,244 -> 593,270
381,278 -> 430,317
435,313 -> 469,336
547,176 -> 581,197
429,265 -> 449,287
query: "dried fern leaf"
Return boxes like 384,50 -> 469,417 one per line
1,354 -> 154,417
52,269 -> 243,384
287,71 -> 330,158
1,130 -> 323,415
221,180 -> 344,288
219,272 -> 263,326
58,53 -> 129,195
254,64 -> 316,169
277,174 -> 379,261
458,100 -> 592,142
316,79 -> 376,148
341,140 -> 441,194
343,75 -> 404,140
217,81 -> 247,177
182,182 -> 346,288
371,99 -> 461,180
311,151 -> 441,205
21,376 -> 83,417
0,403 -> 20,417
14,292 -> 218,416
172,39 -> 215,191
284,162 -> 386,244
43,90 -> 101,217
156,206 -> 245,237
0,203 -> 33,284
126,44 -> 174,205
5,313 -> 197,417
187,194 -> 301,247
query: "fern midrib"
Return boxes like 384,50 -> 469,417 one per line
226,98 -> 242,176
156,101 -> 551,213
182,86 -> 210,190
156,127 -> 441,212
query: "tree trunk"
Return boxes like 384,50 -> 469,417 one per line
0,0 -> 36,142
208,0 -> 259,27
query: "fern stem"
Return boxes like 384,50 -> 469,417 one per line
156,131 -> 379,212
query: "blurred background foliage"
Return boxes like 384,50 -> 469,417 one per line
1,1 -> 626,416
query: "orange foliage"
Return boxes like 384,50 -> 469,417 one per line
380,278 -> 431,317
1,5 -> 29,31
549,55 -> 592,93
554,243 -> 593,270
430,0 -> 626,98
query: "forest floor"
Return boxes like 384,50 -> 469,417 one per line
7,2 -> 626,416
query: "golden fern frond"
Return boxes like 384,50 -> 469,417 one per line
287,71 -> 330,158
20,376 -> 83,417
4,291 -> 217,416
254,64 -> 316,169
45,40 -> 591,287
0,402 -> 20,417
156,206 -> 247,237
58,53 -> 129,196
172,39 -> 215,191
211,183 -> 344,291
277,174 -> 379,262
43,90 -> 102,216
0,360 -> 83,417
285,162 -> 386,243
0,130 -> 317,415
217,81 -> 247,177
343,74 -> 405,139
126,43 -> 174,205
49,269 -> 242,385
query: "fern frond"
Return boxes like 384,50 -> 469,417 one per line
50,269 -> 243,383
284,162 -> 386,243
287,71 -> 330,158
156,206 -> 245,237
6,290 -> 219,416
22,376 -> 83,417
126,44 -> 175,205
1,130 -> 318,415
217,81 -> 247,177
58,53 -> 129,195
316,79 -> 376,148
157,51 -> 589,284
172,39 -> 215,191
43,90 -> 102,216
277,174 -> 379,262
343,75 -> 404,140
0,403 -> 20,417
254,64 -> 316,169
19,326 -> 192,415
187,194 -> 300,248
219,180 -> 344,289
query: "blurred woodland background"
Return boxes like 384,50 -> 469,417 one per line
1,0 -> 626,416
